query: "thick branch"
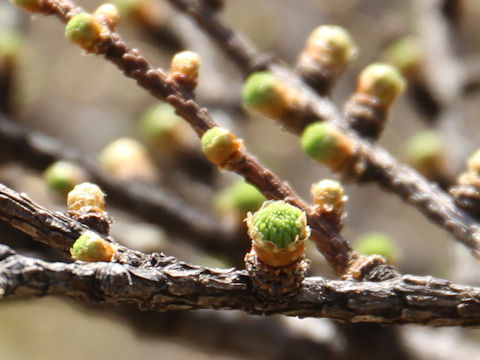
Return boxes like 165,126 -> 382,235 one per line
1,244 -> 480,326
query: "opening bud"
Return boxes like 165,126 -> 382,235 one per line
67,182 -> 106,213
246,200 -> 310,267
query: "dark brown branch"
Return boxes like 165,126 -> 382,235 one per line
0,183 -> 479,326
1,244 -> 480,326
164,0 -> 480,256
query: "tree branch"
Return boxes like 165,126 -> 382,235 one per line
1,243 -> 480,326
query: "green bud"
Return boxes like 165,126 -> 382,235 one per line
214,180 -> 266,216
404,129 -> 443,176
243,71 -> 290,119
356,231 -> 396,263
201,127 -> 242,167
304,25 -> 357,68
357,63 -> 406,107
111,0 -> 139,16
44,161 -> 86,196
383,36 -> 423,78
0,29 -> 23,61
140,103 -> 184,146
65,13 -> 104,51
71,231 -> 116,262
9,0 -> 41,12
249,201 -> 308,249
301,122 -> 353,170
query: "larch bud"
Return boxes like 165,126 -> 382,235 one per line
301,122 -> 354,171
214,180 -> 266,218
71,231 -> 116,262
357,63 -> 405,107
246,200 -> 310,267
99,138 -> 155,182
67,182 -> 106,213
356,232 -> 396,264
311,179 -> 346,212
9,0 -> 41,12
65,13 -> 105,52
242,71 -> 292,119
302,25 -> 357,69
201,127 -> 243,167
170,50 -> 200,91
383,36 -> 424,79
94,3 -> 120,30
44,161 -> 86,196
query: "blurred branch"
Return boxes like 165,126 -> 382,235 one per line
166,0 -> 272,76
0,114 -> 241,255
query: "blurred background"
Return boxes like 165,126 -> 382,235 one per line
1,0 -> 480,359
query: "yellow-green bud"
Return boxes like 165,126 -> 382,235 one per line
311,179 -> 347,212
99,138 -> 155,181
404,129 -> 443,177
201,127 -> 243,167
357,63 -> 406,107
356,231 -> 396,264
301,122 -> 354,171
0,30 -> 23,62
70,231 -> 116,262
246,200 -> 310,267
214,180 -> 266,216
383,36 -> 424,79
467,149 -> 480,174
65,13 -> 105,52
112,0 -> 139,16
94,3 -> 120,30
140,102 -> 185,148
243,71 -> 292,119
170,50 -> 200,89
9,0 -> 41,12
303,25 -> 357,68
44,161 -> 86,196
67,182 -> 106,213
